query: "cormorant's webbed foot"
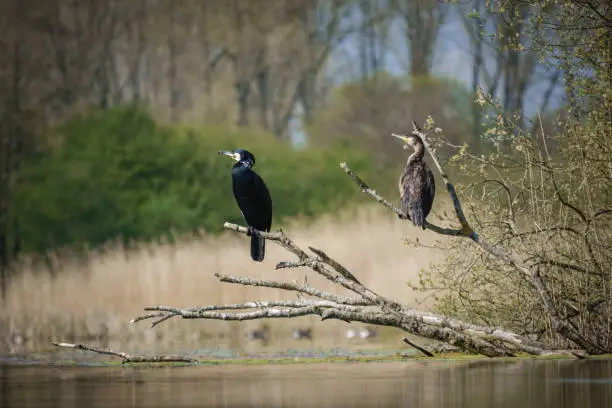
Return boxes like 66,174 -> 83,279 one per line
397,213 -> 408,220
246,226 -> 259,237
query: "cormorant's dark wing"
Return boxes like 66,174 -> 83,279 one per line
247,172 -> 272,262
231,167 -> 273,262
399,168 -> 412,217
250,171 -> 273,232
400,162 -> 435,228
232,168 -> 273,232
421,166 -> 435,220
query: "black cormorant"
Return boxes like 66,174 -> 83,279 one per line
219,149 -> 273,262
391,133 -> 435,229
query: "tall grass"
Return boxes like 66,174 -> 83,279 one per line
1,205 -> 447,355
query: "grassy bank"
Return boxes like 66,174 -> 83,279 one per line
14,348 -> 612,368
1,205 -> 448,355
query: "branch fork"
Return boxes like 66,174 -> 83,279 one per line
130,221 -> 552,357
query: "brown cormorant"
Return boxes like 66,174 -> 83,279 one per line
219,149 -> 272,261
391,133 -> 435,229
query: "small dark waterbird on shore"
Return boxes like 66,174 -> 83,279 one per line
292,328 -> 313,340
246,324 -> 270,345
391,132 -> 435,229
219,149 -> 273,261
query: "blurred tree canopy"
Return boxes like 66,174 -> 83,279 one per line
0,0 -> 583,292
11,107 -> 377,253
306,73 -> 475,166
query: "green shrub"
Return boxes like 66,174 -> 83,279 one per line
13,107 -> 378,253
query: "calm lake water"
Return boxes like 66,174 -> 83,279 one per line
1,358 -> 611,408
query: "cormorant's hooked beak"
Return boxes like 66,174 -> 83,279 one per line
391,133 -> 414,150
390,133 -> 410,143
391,133 -> 412,150
218,150 -> 241,162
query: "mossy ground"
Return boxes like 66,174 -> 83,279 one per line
9,349 -> 612,368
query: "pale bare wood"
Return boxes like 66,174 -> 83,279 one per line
52,342 -> 196,363
402,337 -> 435,357
132,223 -> 552,357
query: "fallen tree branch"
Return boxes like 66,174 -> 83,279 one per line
214,272 -> 369,306
132,222 -> 553,358
51,342 -> 196,363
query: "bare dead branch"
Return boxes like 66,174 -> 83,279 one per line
550,170 -> 589,223
511,225 -> 583,239
144,304 -> 378,325
52,342 -> 196,363
308,246 -> 363,285
477,178 -> 518,234
222,222 -> 309,259
214,272 -> 371,306
130,221 -> 554,357
402,337 -> 435,357
530,258 -> 595,276
223,222 -> 381,302
275,260 -> 309,269
339,162 -> 464,236
146,300 -> 366,314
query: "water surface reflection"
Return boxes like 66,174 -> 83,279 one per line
1,359 -> 611,407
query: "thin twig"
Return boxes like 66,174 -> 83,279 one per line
215,272 -> 370,306
275,260 -> 310,269
52,342 -> 196,363
339,162 -> 464,236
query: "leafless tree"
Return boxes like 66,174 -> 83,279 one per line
0,1 -> 48,297
393,0 -> 448,77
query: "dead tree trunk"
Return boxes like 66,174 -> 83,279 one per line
130,120 -> 595,358
168,4 -> 179,122
0,36 -> 24,299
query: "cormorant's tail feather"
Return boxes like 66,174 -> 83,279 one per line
250,236 -> 265,262
410,206 -> 425,228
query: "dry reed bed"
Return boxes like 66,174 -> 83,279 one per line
1,206 -> 447,354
